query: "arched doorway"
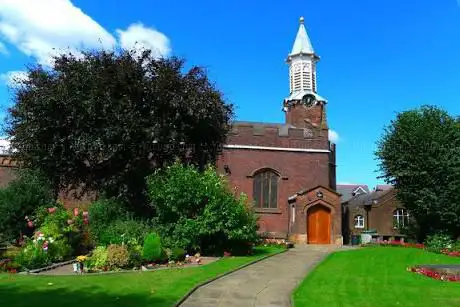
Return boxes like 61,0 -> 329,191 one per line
307,204 -> 331,244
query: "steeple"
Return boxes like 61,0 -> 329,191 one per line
289,17 -> 315,56
284,17 -> 326,105
282,17 -> 328,131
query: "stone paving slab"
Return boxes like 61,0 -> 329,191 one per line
179,244 -> 342,307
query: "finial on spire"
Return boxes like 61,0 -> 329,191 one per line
299,16 -> 304,24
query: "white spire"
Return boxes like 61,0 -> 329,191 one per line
290,17 -> 315,56
284,16 -> 326,104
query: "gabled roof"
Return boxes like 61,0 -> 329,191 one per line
336,184 -> 370,203
347,187 -> 395,209
289,17 -> 315,56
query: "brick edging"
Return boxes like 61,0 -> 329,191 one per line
174,248 -> 288,307
22,259 -> 77,274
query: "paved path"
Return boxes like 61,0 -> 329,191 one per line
180,244 -> 343,307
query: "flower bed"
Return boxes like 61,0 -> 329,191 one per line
365,240 -> 425,249
407,265 -> 460,282
364,240 -> 460,257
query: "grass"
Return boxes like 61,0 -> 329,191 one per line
293,247 -> 460,307
0,245 -> 284,307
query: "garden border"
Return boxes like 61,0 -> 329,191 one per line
174,247 -> 288,307
20,259 -> 77,274
22,257 -> 223,276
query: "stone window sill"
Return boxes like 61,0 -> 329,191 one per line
255,208 -> 282,214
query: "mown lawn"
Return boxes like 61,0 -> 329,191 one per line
0,246 -> 284,307
293,247 -> 460,307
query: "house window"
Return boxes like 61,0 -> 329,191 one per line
354,215 -> 365,229
393,208 -> 409,228
253,169 -> 278,209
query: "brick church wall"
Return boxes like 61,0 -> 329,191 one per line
216,121 -> 334,238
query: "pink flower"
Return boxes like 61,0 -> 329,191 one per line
27,221 -> 34,228
48,207 -> 56,214
73,208 -> 79,217
82,211 -> 89,217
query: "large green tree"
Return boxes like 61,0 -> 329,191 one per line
6,49 -> 233,214
376,105 -> 460,240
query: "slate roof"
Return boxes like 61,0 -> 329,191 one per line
376,184 -> 393,191
336,184 -> 370,203
348,187 -> 392,207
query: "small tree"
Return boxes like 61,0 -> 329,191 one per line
6,48 -> 233,214
376,105 -> 460,241
0,169 -> 55,242
147,163 -> 259,255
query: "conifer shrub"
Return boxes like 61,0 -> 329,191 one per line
142,232 -> 163,262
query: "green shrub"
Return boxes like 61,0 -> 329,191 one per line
47,239 -> 72,262
88,198 -> 152,247
425,233 -> 454,252
2,246 -> 21,259
14,240 -> 51,270
142,233 -> 163,262
0,259 -> 20,272
106,244 -> 129,269
30,205 -> 85,256
88,199 -> 127,242
97,219 -> 151,246
87,246 -> 108,269
168,247 -> 186,262
35,205 -> 71,239
126,239 -> 143,267
0,169 -> 55,242
147,163 -> 259,255
453,240 -> 460,252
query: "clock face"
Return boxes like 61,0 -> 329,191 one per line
302,94 -> 316,106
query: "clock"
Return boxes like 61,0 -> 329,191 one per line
302,93 -> 316,106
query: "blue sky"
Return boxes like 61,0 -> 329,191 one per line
1,0 -> 460,188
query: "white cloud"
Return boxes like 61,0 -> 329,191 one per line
0,0 -> 117,66
0,0 -> 170,67
116,23 -> 171,58
0,41 -> 7,54
329,129 -> 340,143
0,70 -> 28,87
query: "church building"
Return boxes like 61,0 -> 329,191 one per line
0,17 -> 342,245
216,17 -> 341,245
